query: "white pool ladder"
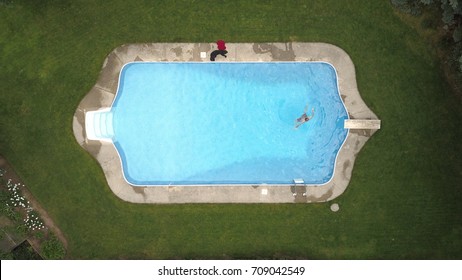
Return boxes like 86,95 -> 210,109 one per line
293,179 -> 306,197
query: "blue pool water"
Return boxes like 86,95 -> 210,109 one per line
110,62 -> 349,185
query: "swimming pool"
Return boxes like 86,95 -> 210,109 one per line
102,62 -> 348,186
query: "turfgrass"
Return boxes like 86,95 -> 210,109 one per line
1,0 -> 461,259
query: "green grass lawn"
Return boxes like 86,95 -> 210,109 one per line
1,0 -> 461,259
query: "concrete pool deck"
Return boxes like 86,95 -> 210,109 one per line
72,42 -> 380,204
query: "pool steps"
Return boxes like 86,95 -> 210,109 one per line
85,108 -> 114,142
344,119 -> 381,130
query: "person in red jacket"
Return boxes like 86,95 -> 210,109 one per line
217,40 -> 226,51
210,40 -> 228,61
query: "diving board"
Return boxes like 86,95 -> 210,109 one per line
344,119 -> 381,129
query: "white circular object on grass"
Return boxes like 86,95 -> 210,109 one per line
330,203 -> 340,212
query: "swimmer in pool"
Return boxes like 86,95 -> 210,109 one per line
294,104 -> 315,129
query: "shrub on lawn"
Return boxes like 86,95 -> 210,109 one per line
41,235 -> 66,260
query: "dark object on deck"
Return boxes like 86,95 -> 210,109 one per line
210,50 -> 228,61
